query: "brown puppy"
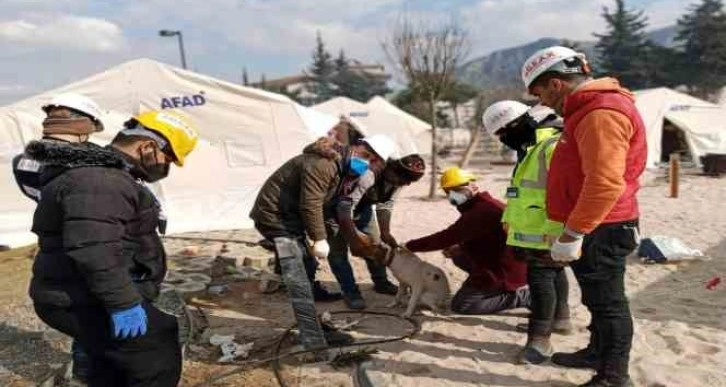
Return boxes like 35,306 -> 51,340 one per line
383,246 -> 450,318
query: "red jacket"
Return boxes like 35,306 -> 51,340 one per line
406,192 -> 527,292
547,78 -> 647,233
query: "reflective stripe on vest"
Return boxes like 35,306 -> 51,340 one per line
519,135 -> 559,189
513,232 -> 547,243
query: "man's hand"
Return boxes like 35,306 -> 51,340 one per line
443,244 -> 463,259
550,232 -> 583,262
381,233 -> 399,248
350,232 -> 375,257
371,243 -> 393,265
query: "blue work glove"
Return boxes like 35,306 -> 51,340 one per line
110,304 -> 148,339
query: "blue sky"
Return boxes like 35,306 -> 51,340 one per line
0,0 -> 689,104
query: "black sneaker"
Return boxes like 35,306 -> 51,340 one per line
579,375 -> 633,387
552,347 -> 600,369
312,281 -> 343,302
373,280 -> 398,295
344,293 -> 366,310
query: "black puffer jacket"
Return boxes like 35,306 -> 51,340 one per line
27,141 -> 166,310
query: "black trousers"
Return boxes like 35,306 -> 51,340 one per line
451,278 -> 530,315
571,220 -> 639,377
35,302 -> 181,387
513,247 -> 570,337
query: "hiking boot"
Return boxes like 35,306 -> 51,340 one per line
373,280 -> 399,295
516,337 -> 552,365
344,293 -> 366,310
312,281 -> 343,302
579,375 -> 633,387
552,347 -> 600,369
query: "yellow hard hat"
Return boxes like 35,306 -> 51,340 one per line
440,167 -> 476,190
133,110 -> 198,166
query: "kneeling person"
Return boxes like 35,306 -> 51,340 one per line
404,167 -> 529,315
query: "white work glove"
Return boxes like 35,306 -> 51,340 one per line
311,239 -> 330,259
550,234 -> 583,262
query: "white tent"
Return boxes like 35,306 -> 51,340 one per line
312,96 -> 425,156
366,96 -> 433,154
635,87 -> 726,168
0,58 -> 338,247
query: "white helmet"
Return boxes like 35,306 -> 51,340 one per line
361,134 -> 396,161
42,93 -> 104,131
521,46 -> 589,89
482,101 -> 530,135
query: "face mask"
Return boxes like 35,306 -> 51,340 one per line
499,117 -> 537,151
349,156 -> 370,176
131,145 -> 170,183
448,190 -> 469,206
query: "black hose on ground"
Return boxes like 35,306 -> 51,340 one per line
195,310 -> 420,387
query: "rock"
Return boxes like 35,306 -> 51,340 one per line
175,282 -> 207,299
207,284 -> 228,295
185,273 -> 212,285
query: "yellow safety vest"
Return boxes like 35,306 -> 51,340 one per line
501,127 -> 564,250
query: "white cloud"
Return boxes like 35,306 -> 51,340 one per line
0,15 -> 125,52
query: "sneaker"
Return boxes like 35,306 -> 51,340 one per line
579,375 -> 633,387
312,281 -> 343,302
516,338 -> 552,365
373,280 -> 399,295
344,293 -> 366,310
552,347 -> 599,369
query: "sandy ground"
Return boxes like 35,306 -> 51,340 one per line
1,158 -> 725,387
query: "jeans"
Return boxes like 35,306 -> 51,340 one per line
571,220 -> 639,378
513,247 -> 570,337
451,278 -> 530,315
327,205 -> 390,296
35,302 -> 181,387
254,222 -> 328,350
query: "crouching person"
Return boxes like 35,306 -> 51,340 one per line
29,110 -> 198,386
404,167 -> 529,315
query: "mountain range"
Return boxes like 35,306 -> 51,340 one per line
457,25 -> 678,89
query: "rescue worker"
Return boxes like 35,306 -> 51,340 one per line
12,93 -> 105,383
328,153 -> 425,309
522,46 -> 645,387
28,110 -> 198,386
483,100 -> 572,365
403,167 -> 529,314
13,93 -> 104,202
249,134 -> 394,350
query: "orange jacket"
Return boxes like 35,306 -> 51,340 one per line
546,78 -> 647,233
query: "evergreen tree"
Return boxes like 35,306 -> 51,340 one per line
594,0 -> 652,89
675,0 -> 726,98
307,32 -> 335,103
242,67 -> 249,86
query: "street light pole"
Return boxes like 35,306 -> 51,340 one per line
159,29 -> 187,69
176,32 -> 187,70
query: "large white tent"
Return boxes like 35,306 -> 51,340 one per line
635,87 -> 726,168
366,96 -> 433,153
312,96 -> 427,156
0,58 -> 338,247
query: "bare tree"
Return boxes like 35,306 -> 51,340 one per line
384,16 -> 469,198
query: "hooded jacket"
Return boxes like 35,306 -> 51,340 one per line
27,141 -> 165,310
250,137 -> 351,241
547,78 -> 647,233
